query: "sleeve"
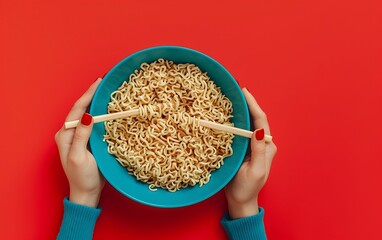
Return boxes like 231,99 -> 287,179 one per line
57,197 -> 102,240
221,207 -> 267,240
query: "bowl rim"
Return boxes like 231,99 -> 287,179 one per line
89,45 -> 250,208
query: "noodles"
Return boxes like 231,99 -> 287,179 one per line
104,58 -> 234,192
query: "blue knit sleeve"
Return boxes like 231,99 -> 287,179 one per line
221,207 -> 267,240
57,197 -> 101,240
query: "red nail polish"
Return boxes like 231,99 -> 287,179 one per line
81,113 -> 92,126
102,72 -> 108,78
255,129 -> 265,141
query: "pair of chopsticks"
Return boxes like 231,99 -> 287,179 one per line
65,108 -> 273,142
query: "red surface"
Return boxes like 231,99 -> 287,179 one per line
1,0 -> 382,239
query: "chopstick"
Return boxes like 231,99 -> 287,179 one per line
64,109 -> 140,129
199,119 -> 273,142
64,108 -> 273,142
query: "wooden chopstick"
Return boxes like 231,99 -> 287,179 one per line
199,119 -> 273,142
64,107 -> 273,142
64,109 -> 140,129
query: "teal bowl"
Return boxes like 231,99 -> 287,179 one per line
89,46 -> 250,208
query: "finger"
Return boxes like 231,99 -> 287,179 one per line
55,129 -> 73,167
65,77 -> 102,122
243,155 -> 250,162
265,142 -> 277,179
56,78 -> 102,162
242,88 -> 271,135
249,129 -> 266,179
68,113 -> 94,165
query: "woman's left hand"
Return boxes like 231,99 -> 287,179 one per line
55,78 -> 105,208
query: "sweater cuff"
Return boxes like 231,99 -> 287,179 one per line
57,197 -> 101,240
221,207 -> 267,240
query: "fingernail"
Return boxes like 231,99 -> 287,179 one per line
81,113 -> 92,126
102,72 -> 108,78
255,128 -> 265,141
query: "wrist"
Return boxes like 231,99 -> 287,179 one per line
69,190 -> 101,208
227,199 -> 259,219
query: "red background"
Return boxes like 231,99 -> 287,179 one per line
1,0 -> 381,239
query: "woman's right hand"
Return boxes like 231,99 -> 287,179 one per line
225,88 -> 277,219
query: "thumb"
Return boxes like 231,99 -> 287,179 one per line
71,113 -> 94,154
249,129 -> 266,174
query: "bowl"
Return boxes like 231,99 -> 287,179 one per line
89,46 -> 250,208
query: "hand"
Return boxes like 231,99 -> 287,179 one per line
225,88 -> 277,219
55,78 -> 105,208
